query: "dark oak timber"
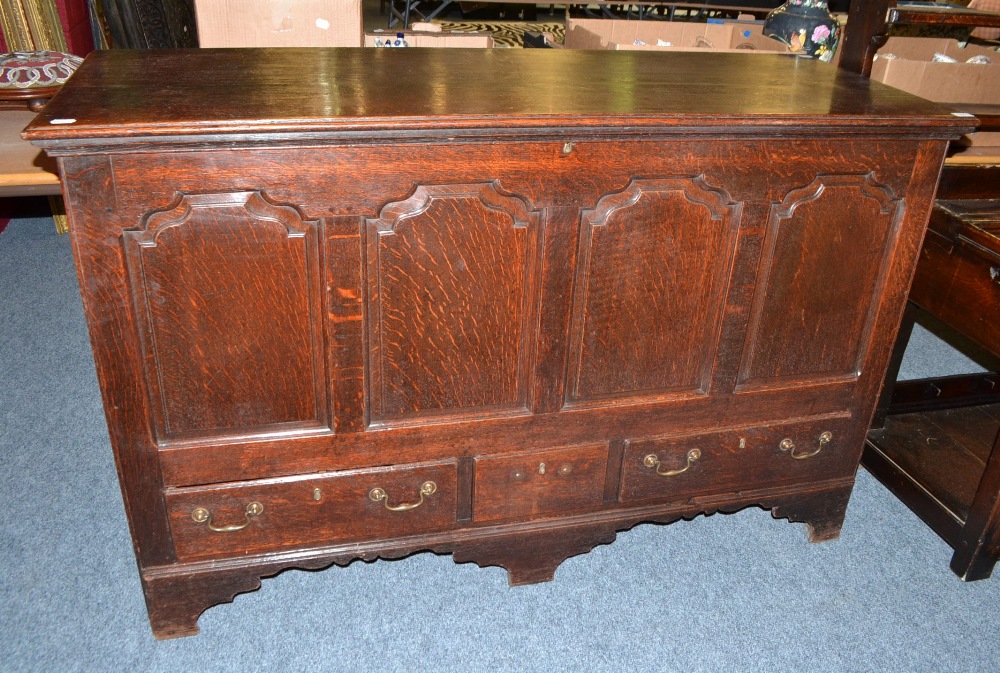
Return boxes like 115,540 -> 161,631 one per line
842,0 -> 1000,581
865,200 -> 1000,581
26,48 -> 972,637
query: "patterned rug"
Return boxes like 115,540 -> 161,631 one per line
433,21 -> 565,47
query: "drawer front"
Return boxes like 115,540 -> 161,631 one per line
620,417 -> 853,504
473,443 -> 609,523
167,461 -> 458,561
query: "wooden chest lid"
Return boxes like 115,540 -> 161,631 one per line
23,47 -> 977,148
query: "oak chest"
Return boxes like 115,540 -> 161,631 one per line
25,48 -> 973,638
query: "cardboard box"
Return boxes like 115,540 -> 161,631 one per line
563,19 -> 788,54
195,0 -> 363,48
870,37 -> 1000,105
365,30 -> 494,48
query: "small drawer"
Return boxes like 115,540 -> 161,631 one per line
473,442 -> 609,523
167,460 -> 458,561
620,417 -> 853,504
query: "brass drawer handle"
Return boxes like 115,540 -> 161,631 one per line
644,449 -> 701,477
779,431 -> 833,460
190,501 -> 263,533
369,481 -> 437,511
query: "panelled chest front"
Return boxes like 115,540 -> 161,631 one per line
25,48 -> 973,638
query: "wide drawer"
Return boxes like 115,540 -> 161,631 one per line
620,417 -> 853,504
166,460 -> 458,561
473,442 -> 610,523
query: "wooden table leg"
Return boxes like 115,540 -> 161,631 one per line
950,425 -> 1000,580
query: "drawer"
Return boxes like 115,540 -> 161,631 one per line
166,460 -> 458,561
620,417 -> 853,504
473,443 -> 609,523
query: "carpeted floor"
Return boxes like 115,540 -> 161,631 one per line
1,216 -> 998,672
433,20 -> 565,47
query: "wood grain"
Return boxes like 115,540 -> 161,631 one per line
366,183 -> 540,425
739,173 -> 903,390
620,415 -> 853,504
24,48 -> 974,146
124,191 -> 328,441
25,47 -> 969,638
910,204 -> 1000,357
568,177 -> 740,404
472,443 -> 609,523
167,460 -> 458,561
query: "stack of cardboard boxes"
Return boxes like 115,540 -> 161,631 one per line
194,0 -> 493,49
870,37 -> 1000,158
560,18 -> 788,54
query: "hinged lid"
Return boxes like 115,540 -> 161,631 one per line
23,47 -> 978,153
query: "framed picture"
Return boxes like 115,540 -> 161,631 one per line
0,0 -> 68,52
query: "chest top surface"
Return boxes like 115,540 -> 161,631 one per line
23,47 -> 974,147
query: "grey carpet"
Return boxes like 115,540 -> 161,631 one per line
1,216 -> 997,673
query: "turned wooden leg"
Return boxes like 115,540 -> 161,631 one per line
771,485 -> 853,543
141,569 -> 264,639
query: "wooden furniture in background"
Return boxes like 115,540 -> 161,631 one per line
0,105 -> 64,231
866,191 -> 1000,580
1,1 -> 90,233
0,110 -> 59,196
840,0 -> 1000,77
841,0 -> 1000,580
25,47 -> 972,638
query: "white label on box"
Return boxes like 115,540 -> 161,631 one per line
316,18 -> 330,30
